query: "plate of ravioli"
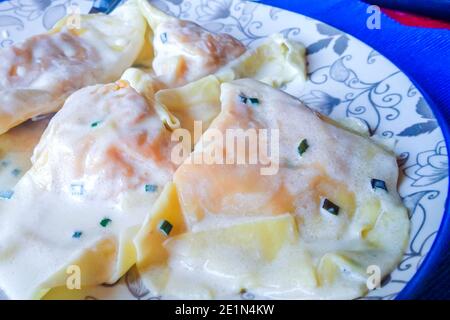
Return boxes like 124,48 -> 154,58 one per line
0,0 -> 447,300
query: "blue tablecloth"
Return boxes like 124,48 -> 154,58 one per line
256,0 -> 450,300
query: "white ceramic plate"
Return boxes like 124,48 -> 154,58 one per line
0,0 -> 447,300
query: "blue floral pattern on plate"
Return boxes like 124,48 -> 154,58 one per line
405,141 -> 447,187
0,0 -> 447,300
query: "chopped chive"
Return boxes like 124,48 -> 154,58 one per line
371,179 -> 388,192
71,183 -> 84,196
100,218 -> 112,227
72,231 -> 83,238
160,32 -> 168,43
249,97 -> 259,105
0,190 -> 14,199
11,168 -> 21,176
159,220 -> 173,236
1,160 -> 9,167
297,139 -> 309,157
322,198 -> 339,215
238,94 -> 248,104
238,93 -> 260,106
145,184 -> 158,193
90,120 -> 102,128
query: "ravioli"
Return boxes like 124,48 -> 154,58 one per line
135,79 -> 409,299
148,33 -> 307,141
124,2 -> 305,136
138,0 -> 245,86
0,80 -> 176,299
0,0 -> 146,134
216,33 -> 307,87
0,116 -> 51,195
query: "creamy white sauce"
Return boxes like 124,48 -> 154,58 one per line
136,79 -> 409,300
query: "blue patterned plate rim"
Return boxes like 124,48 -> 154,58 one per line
1,0 -> 448,299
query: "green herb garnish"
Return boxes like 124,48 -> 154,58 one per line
90,120 -> 102,128
297,139 -> 309,157
145,184 -> 158,193
322,198 -> 339,215
11,168 -> 21,176
100,218 -> 112,227
371,179 -> 387,192
249,97 -> 259,105
239,94 -> 248,104
159,220 -> 173,236
72,231 -> 83,238
238,94 -> 259,106
160,32 -> 168,43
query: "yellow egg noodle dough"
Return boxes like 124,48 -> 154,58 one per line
0,0 -> 408,300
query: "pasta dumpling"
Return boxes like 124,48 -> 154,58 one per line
0,0 -> 146,134
0,80 -> 176,299
123,2 -> 306,138
216,33 -> 307,87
